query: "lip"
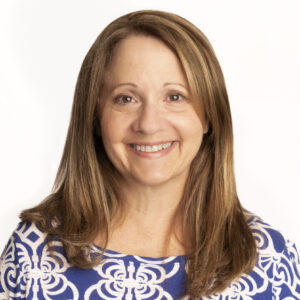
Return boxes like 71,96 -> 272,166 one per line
127,140 -> 175,146
126,141 -> 178,159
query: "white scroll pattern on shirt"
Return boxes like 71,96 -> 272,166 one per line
85,258 -> 180,299
201,218 -> 300,300
0,222 -> 79,300
1,217 -> 300,299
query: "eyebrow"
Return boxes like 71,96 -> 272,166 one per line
110,82 -> 188,91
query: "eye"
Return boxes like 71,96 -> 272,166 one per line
114,95 -> 135,105
167,93 -> 185,102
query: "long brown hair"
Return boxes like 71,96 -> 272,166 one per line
20,10 -> 257,298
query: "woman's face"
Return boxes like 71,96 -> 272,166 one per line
100,34 -> 206,187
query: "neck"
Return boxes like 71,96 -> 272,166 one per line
99,173 -> 190,257
115,171 -> 188,228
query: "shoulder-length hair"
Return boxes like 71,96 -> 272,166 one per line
21,9 -> 257,298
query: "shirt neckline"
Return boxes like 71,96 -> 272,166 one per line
92,243 -> 187,261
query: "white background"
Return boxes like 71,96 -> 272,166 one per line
0,0 -> 299,251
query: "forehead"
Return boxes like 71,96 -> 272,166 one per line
104,34 -> 188,88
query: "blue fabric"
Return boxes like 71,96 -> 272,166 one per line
0,216 -> 299,299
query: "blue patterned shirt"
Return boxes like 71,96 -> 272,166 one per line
0,216 -> 299,299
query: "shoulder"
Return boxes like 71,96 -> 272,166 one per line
0,221 -> 68,299
208,215 -> 300,299
247,215 -> 293,255
8,221 -> 48,244
247,214 -> 299,274
0,221 -> 66,262
246,215 -> 300,298
0,221 -> 51,260
0,220 -> 51,268
1,221 -> 45,259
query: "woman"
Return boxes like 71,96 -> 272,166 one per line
0,9 -> 299,299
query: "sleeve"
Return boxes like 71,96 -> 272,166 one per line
272,239 -> 300,299
0,233 -> 25,300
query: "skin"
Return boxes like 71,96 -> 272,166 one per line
98,34 -> 207,257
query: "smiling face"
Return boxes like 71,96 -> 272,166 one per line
99,34 -> 206,188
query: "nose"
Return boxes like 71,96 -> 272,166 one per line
132,101 -> 166,134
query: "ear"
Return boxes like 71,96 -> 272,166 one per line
196,106 -> 208,134
203,123 -> 208,134
202,116 -> 209,134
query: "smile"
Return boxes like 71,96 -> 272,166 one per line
130,142 -> 174,153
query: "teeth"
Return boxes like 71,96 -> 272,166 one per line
132,142 -> 173,152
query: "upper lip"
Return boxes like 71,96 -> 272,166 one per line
127,141 -> 176,146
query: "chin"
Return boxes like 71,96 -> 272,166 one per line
140,177 -> 169,186
131,171 -> 180,187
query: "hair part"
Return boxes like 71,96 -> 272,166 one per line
20,9 -> 257,298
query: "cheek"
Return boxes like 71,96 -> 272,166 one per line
174,111 -> 204,142
100,113 -> 124,168
100,109 -> 130,146
100,110 -> 134,172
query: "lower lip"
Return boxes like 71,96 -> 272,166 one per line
126,142 -> 178,159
